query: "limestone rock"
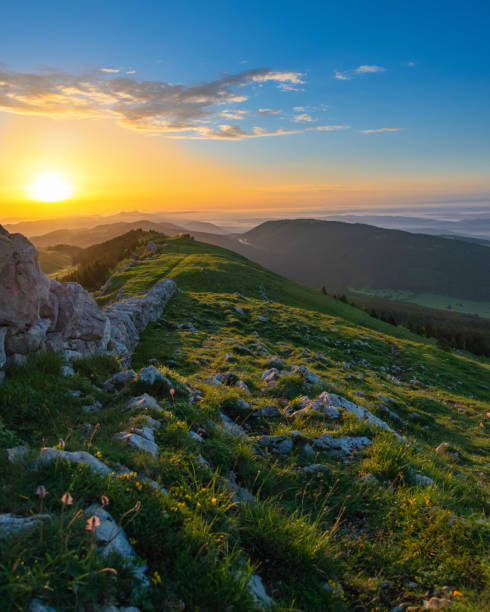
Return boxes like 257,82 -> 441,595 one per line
0,513 -> 51,538
35,448 -> 112,476
104,370 -> 136,392
126,393 -> 162,412
84,505 -> 148,587
258,435 -> 293,455
314,434 -> 372,456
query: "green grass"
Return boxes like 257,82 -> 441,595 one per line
38,249 -> 74,277
1,236 -> 489,611
351,287 -> 490,318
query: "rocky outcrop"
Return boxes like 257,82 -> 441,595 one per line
0,226 -> 176,369
104,280 -> 176,362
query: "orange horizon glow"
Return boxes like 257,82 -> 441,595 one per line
1,113 -> 488,222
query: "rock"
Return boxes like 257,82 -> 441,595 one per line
28,600 -> 59,612
318,392 -> 401,439
246,573 -> 274,608
104,279 -> 176,361
204,375 -> 221,386
252,405 -> 281,418
257,316 -> 268,323
234,306 -> 245,316
266,356 -> 287,370
82,400 -> 102,413
137,365 -> 167,386
235,379 -> 250,394
104,370 -> 136,392
258,435 -> 293,455
288,395 -> 340,420
223,472 -> 255,504
216,372 -> 239,386
189,430 -> 204,443
414,473 -> 435,487
84,504 -> 148,586
262,368 -> 280,384
292,365 -> 322,385
435,442 -> 451,455
301,464 -> 330,475
423,597 -> 452,610
0,513 -> 51,538
314,434 -> 372,456
236,399 -> 251,412
145,240 -> 158,253
61,364 -> 75,376
6,445 -> 29,462
360,473 -> 378,484
35,448 -> 112,476
126,394 -> 162,412
219,412 -> 246,437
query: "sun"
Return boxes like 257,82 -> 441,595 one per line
28,172 -> 75,202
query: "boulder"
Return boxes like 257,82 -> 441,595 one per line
0,513 -> 51,538
314,434 -> 372,456
84,504 -> 148,586
258,435 -> 293,455
125,393 -> 162,412
34,448 -> 112,476
104,370 -> 136,392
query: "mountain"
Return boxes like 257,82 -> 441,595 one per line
1,232 -> 489,610
30,219 -> 188,248
221,219 -> 490,301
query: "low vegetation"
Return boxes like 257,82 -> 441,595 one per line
1,236 -> 489,611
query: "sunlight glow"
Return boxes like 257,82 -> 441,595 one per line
28,172 -> 75,202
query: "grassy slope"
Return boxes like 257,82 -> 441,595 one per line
1,236 -> 489,611
38,249 -> 73,276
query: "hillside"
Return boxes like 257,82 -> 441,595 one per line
1,235 -> 489,611
234,220 -> 490,301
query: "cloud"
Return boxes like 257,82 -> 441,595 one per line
335,65 -> 386,80
316,124 -> 350,131
100,68 -> 120,73
126,70 -> 136,74
257,108 -> 280,115
355,65 -> 385,74
0,65 -> 305,140
294,113 -> 313,122
361,128 -> 402,134
220,109 -> 248,120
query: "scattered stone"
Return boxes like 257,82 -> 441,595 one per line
292,365 -> 322,385
236,399 -> 251,412
234,306 -> 245,316
414,473 -> 435,487
301,464 -> 330,475
61,365 -> 75,377
84,505 -> 148,587
137,365 -> 168,387
423,597 -> 451,610
126,393 -> 161,412
189,430 -> 204,443
360,473 -> 378,484
258,435 -> 293,455
246,573 -> 275,608
287,395 -> 340,420
0,513 -> 51,538
104,370 -> 136,392
266,356 -> 287,370
219,412 -> 246,437
35,448 -> 112,476
82,400 -> 102,413
223,472 -> 255,504
28,600 -> 59,612
314,434 -> 372,457
252,405 -> 281,418
6,445 -> 29,462
262,368 -> 280,384
235,379 -> 250,394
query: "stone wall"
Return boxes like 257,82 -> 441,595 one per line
0,225 -> 176,369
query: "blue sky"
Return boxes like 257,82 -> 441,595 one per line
1,0 -> 489,215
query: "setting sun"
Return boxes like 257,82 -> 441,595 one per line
28,172 -> 74,202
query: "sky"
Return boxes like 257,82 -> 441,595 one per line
1,0 -> 489,221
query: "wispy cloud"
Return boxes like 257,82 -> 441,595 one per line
316,124 -> 350,131
257,108 -> 280,115
0,65 -> 305,140
100,67 -> 120,73
335,65 -> 386,80
220,109 -> 248,120
361,127 -> 402,134
294,113 -> 313,122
